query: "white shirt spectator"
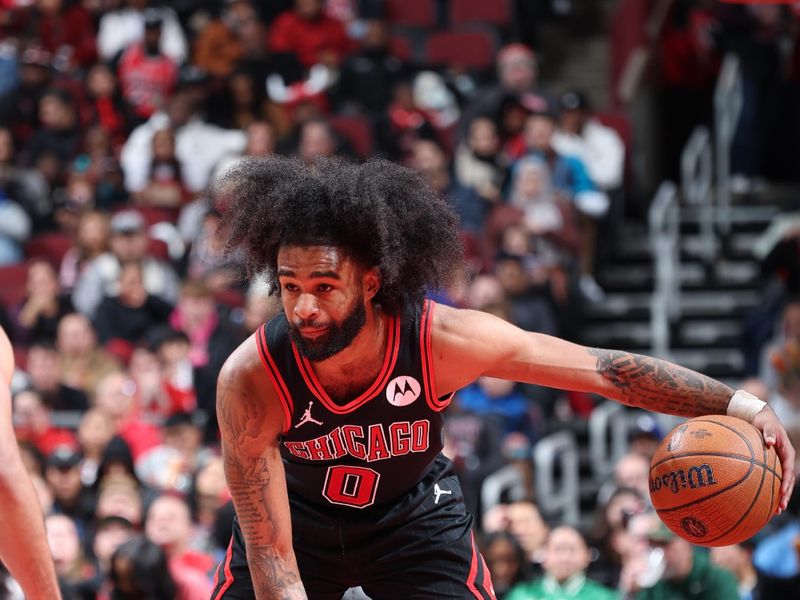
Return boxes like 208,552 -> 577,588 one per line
552,118 -> 625,191
97,6 -> 187,65
120,112 -> 246,194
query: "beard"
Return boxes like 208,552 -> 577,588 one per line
288,298 -> 367,361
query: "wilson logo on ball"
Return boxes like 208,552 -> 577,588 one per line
650,464 -> 718,494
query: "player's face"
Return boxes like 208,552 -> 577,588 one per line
277,245 -> 377,361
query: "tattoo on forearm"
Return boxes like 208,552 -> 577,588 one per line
248,548 -> 306,599
218,371 -> 308,599
588,348 -> 734,416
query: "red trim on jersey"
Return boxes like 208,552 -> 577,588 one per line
466,530 -> 482,599
256,325 -> 294,433
291,314 -> 401,414
212,537 -> 234,599
481,552 -> 496,599
421,300 -> 450,411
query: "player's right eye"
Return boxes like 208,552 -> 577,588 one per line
282,282 -> 299,293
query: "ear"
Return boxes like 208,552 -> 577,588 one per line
363,267 -> 381,301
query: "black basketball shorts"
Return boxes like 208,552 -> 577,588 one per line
210,455 -> 496,599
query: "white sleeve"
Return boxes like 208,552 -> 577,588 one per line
583,123 -> 625,190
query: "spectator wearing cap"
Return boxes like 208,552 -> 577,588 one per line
72,209 -> 180,318
57,312 -> 120,394
120,88 -> 246,195
117,9 -> 179,123
553,90 -> 625,193
269,0 -> 353,70
12,388 -> 78,456
507,526 -> 616,600
45,445 -> 96,529
93,260 -> 175,345
97,0 -> 187,66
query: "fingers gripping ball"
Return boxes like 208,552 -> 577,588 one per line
649,415 -> 781,547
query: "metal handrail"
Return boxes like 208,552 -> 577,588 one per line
649,181 -> 680,359
534,431 -> 579,525
714,54 -> 743,235
588,401 -> 630,482
480,464 -> 528,520
681,126 -> 715,262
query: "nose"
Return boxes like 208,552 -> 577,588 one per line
294,293 -> 319,322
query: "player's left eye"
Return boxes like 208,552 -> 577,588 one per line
317,284 -> 333,293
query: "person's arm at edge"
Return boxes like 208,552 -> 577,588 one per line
431,305 -> 796,510
0,328 -> 61,599
217,336 -> 307,600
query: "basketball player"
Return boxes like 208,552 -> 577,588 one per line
0,326 -> 62,599
211,157 -> 795,599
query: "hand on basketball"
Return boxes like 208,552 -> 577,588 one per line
751,405 -> 796,513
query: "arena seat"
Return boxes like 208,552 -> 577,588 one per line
24,232 -> 73,266
425,31 -> 494,71
330,115 -> 375,159
449,0 -> 511,27
0,263 -> 28,307
389,34 -> 413,63
386,0 -> 435,28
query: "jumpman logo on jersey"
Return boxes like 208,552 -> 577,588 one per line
433,483 -> 451,505
295,401 -> 324,428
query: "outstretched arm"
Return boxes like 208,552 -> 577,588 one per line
217,338 -> 307,600
0,329 -> 62,599
432,305 -> 796,510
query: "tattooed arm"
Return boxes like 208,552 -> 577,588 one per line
432,305 -> 795,508
217,337 -> 307,600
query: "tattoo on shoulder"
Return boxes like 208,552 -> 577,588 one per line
588,348 -> 733,416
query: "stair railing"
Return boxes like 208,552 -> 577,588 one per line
682,125 -> 715,263
714,53 -> 743,235
534,431 -> 580,525
480,463 -> 529,521
588,401 -> 630,483
649,181 -> 680,359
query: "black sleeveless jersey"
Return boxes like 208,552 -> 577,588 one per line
255,299 -> 451,510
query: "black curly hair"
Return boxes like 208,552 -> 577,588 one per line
216,156 -> 464,315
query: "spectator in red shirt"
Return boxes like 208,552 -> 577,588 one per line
118,9 -> 178,122
269,0 -> 352,69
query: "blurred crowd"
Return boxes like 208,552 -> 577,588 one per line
0,0 -> 798,599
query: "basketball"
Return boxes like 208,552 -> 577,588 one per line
649,415 -> 782,547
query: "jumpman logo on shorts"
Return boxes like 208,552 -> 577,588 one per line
295,401 -> 324,428
433,483 -> 451,504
